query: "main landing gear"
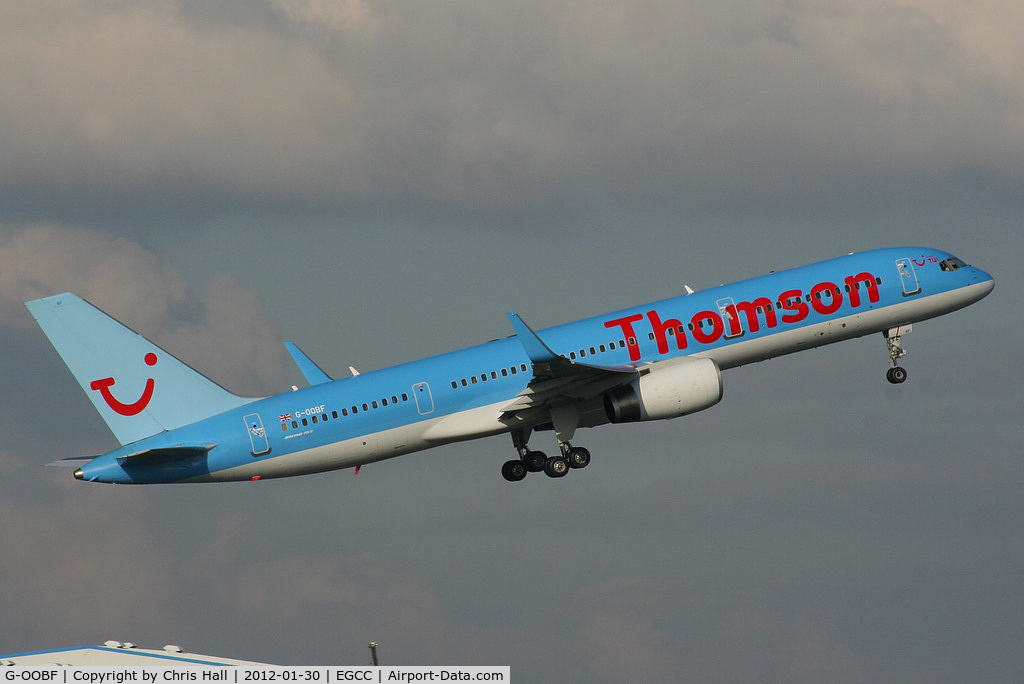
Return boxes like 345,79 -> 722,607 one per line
884,327 -> 909,384
501,428 -> 591,482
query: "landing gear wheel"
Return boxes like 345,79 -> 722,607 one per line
501,460 -> 527,482
566,446 -> 591,469
544,456 -> 569,478
524,450 -> 547,473
886,366 -> 908,384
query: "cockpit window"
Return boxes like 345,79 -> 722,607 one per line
940,257 -> 968,272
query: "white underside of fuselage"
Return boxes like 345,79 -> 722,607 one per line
191,281 -> 991,483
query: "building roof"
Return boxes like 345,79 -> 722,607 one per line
0,641 -> 270,666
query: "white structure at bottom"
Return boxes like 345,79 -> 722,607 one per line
0,641 -> 270,666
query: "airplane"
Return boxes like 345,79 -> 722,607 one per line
26,246 -> 993,484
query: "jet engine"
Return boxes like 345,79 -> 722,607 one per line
604,357 -> 723,423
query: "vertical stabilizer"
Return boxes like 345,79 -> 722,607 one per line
26,293 -> 253,445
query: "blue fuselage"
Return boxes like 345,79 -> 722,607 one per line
76,247 -> 993,483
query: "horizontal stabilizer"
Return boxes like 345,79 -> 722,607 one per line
284,342 -> 333,385
118,444 -> 216,465
46,456 -> 95,468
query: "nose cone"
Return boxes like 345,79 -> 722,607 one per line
962,267 -> 995,307
976,270 -> 995,294
971,265 -> 995,295
74,468 -> 84,480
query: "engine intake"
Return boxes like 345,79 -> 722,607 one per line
604,358 -> 723,423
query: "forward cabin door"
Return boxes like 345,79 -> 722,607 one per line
896,258 -> 921,296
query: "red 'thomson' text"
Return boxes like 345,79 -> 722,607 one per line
604,272 -> 880,362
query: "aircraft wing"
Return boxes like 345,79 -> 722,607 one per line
502,313 -> 641,427
284,342 -> 334,385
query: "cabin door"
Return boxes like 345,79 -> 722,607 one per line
716,297 -> 744,339
895,258 -> 921,296
244,413 -> 271,456
413,382 -> 434,415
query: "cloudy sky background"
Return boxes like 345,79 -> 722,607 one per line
0,0 -> 1021,680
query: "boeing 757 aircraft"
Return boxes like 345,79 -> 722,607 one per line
27,247 -> 993,484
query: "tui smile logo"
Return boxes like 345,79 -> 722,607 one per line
90,353 -> 158,416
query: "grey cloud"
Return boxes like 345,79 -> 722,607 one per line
0,224 -> 287,396
0,1 -> 1020,226
0,2 -> 1020,680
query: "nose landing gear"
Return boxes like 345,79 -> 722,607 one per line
884,326 -> 909,384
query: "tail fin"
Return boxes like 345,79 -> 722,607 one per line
26,293 -> 253,445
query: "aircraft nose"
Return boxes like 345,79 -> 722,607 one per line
74,468 -> 84,480
973,269 -> 995,294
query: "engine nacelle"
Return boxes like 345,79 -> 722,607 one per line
604,357 -> 723,423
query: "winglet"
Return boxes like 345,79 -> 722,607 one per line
284,342 -> 333,385
506,312 -> 561,364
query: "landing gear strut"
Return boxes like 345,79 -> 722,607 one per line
501,428 -> 591,482
885,327 -> 909,384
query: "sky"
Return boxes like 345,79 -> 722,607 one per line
0,0 -> 1021,681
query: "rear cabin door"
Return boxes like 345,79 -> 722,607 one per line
244,413 -> 271,456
